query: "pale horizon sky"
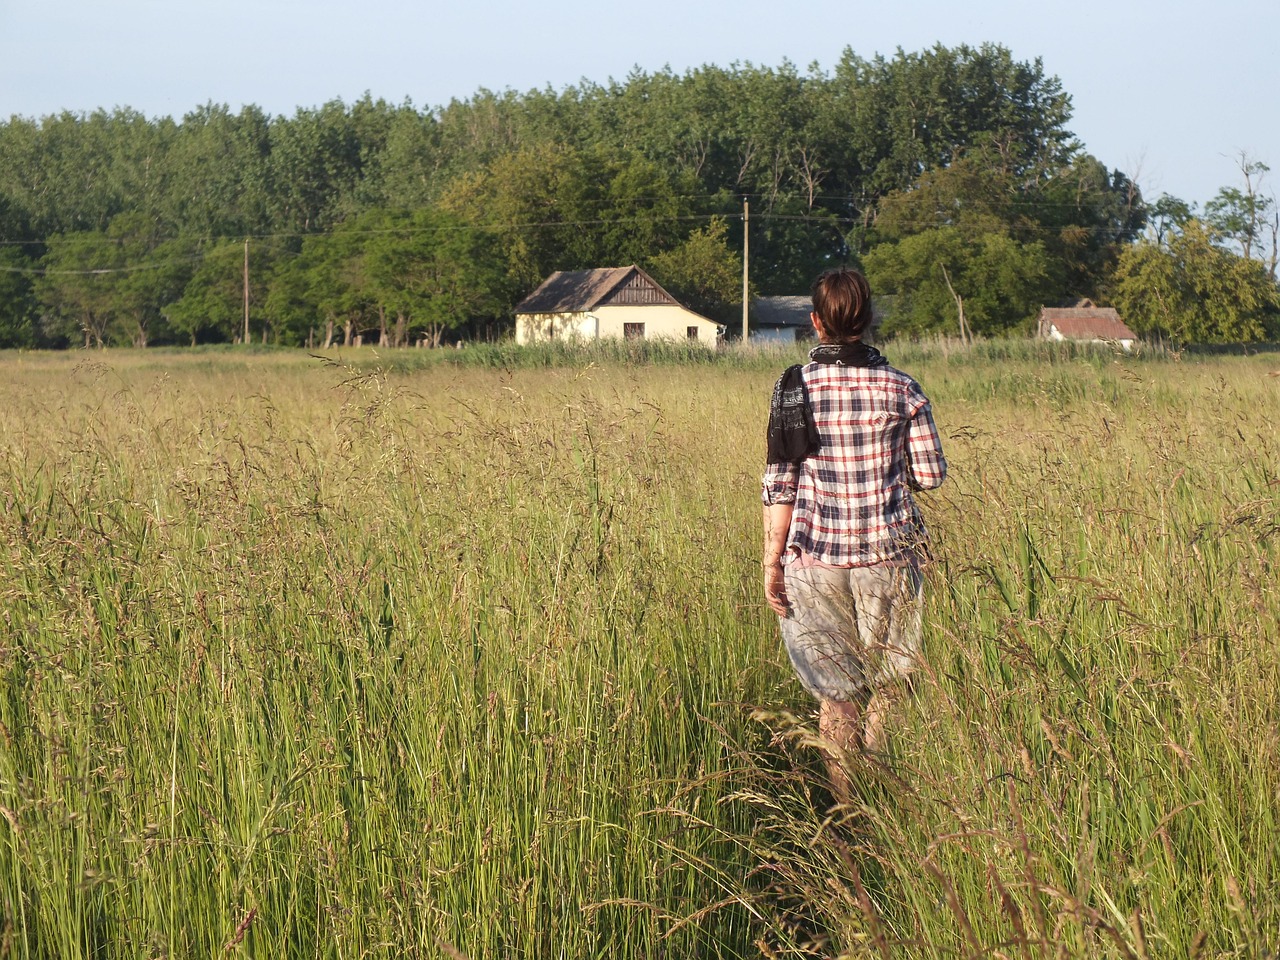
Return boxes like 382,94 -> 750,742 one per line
1,0 -> 1276,209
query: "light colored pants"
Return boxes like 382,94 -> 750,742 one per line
778,563 -> 923,701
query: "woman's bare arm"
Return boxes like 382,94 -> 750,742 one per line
762,503 -> 794,616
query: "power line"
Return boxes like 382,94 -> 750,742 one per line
0,186 -> 1161,275
0,209 -> 1150,276
0,255 -> 206,276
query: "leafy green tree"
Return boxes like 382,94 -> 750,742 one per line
864,226 -> 1052,336
266,98 -> 385,234
830,43 -> 1074,197
873,156 -> 1028,242
593,151 -> 693,268
440,142 -> 688,296
97,212 -> 191,347
262,249 -> 317,346
1205,153 -> 1276,278
1149,194 -> 1194,245
870,150 -> 1143,303
0,109 -> 176,238
270,207 -> 505,348
362,207 -> 506,346
647,217 -> 742,320
0,191 -> 29,246
166,240 -> 277,344
433,87 -> 535,185
358,102 -> 443,210
1112,219 -> 1280,344
34,217 -> 192,347
296,228 -> 374,347
35,230 -> 118,347
159,103 -> 272,238
1028,154 -> 1145,296
0,248 -> 37,347
0,44 -> 1138,349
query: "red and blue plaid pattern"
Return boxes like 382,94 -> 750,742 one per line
762,362 -> 946,566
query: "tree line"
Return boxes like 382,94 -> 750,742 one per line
1,43 -> 1276,348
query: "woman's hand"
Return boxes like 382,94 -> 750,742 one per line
764,561 -> 789,617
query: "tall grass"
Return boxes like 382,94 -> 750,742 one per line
0,348 -> 1276,957
737,355 -> 1280,957
122,334 -> 1208,373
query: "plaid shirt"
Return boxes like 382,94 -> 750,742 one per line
761,362 -> 946,566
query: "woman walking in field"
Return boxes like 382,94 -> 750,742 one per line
761,267 -> 946,801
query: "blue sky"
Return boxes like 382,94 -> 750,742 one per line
1,0 -> 1275,209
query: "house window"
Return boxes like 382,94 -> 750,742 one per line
624,322 -> 645,340
686,326 -> 699,340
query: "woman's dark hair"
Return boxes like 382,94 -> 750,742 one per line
811,267 -> 873,341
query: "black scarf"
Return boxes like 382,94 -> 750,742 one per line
765,342 -> 889,465
807,341 -> 888,368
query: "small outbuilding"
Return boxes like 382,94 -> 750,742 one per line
749,294 -> 892,343
750,296 -> 814,344
514,265 -> 722,346
1038,300 -> 1138,351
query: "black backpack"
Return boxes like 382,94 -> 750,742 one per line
765,364 -> 820,464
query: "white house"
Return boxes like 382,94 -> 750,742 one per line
514,265 -> 722,346
1038,301 -> 1138,351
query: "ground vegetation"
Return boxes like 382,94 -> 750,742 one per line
0,346 -> 1276,957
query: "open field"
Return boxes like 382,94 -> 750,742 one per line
0,345 -> 1277,958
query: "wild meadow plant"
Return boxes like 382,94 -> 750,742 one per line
0,344 -> 1275,958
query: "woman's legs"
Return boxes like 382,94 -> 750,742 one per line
781,562 -> 923,801
818,697 -> 864,803
820,685 -> 899,802
847,564 -> 922,756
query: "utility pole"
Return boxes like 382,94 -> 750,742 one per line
243,238 -> 250,345
741,197 -> 749,342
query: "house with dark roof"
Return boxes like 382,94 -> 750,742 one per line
750,296 -> 814,344
1038,300 -> 1138,351
749,295 -> 892,343
514,265 -> 722,346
